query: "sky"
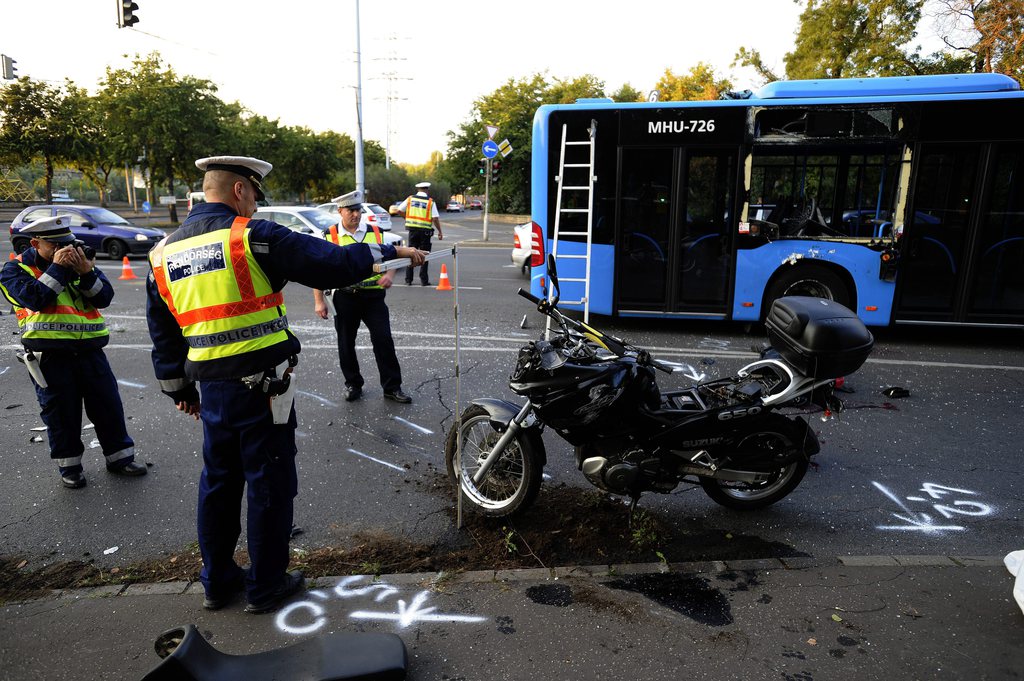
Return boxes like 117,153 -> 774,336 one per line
2,0 -> 949,165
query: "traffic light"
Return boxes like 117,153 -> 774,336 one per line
119,1 -> 139,28
491,160 -> 502,185
477,159 -> 486,176
1,54 -> 17,80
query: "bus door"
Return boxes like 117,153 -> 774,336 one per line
616,146 -> 738,315
896,141 -> 1024,324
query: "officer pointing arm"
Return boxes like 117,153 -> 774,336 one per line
145,155 -> 427,615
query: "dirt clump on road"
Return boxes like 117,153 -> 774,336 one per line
1,482 -> 805,603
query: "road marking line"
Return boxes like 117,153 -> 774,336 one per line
393,416 -> 433,434
298,390 -> 338,408
347,448 -> 405,472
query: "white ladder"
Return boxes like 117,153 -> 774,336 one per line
548,119 -> 597,330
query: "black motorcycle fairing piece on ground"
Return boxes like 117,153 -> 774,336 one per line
445,257 -> 873,518
140,624 -> 407,681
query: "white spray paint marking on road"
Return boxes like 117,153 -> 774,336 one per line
392,416 -> 433,435
117,379 -> 146,389
0,366 -> 9,376
346,448 -> 405,472
872,481 -> 993,533
298,390 -> 338,408
275,575 -> 486,635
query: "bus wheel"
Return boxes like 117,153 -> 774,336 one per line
765,265 -> 851,313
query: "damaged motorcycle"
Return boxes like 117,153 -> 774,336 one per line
445,256 -> 874,517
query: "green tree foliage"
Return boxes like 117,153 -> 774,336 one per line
0,77 -> 93,202
732,47 -> 781,85
654,63 -> 733,101
610,83 -> 645,102
783,0 -> 928,78
443,73 -> 605,214
100,53 -> 233,221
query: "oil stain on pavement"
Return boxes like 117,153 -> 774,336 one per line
605,573 -> 732,626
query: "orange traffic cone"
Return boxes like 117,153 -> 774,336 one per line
118,256 -> 138,280
436,263 -> 452,291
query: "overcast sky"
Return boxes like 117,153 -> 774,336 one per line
3,0 -> 949,165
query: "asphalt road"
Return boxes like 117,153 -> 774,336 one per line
0,209 -> 1021,571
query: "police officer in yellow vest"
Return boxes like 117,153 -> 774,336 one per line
0,216 -> 145,489
313,190 -> 410,403
396,181 -> 443,286
145,156 -> 426,614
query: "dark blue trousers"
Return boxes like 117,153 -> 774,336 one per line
332,289 -> 402,393
32,348 -> 135,475
404,229 -> 433,284
197,379 -> 297,603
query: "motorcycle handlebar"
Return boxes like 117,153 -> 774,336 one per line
517,288 -> 542,305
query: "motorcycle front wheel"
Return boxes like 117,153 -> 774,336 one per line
445,405 -> 543,517
700,427 -> 810,510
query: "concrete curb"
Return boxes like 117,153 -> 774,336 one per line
6,555 -> 1005,606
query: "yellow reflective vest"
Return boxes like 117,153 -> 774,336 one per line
404,195 -> 434,230
329,225 -> 384,289
0,258 -> 108,347
149,216 -> 289,368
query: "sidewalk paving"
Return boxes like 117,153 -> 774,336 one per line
2,555 -> 1021,680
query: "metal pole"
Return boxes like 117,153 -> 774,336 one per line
353,0 -> 365,194
453,243 -> 463,529
482,158 -> 490,242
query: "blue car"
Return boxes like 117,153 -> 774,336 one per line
10,205 -> 165,259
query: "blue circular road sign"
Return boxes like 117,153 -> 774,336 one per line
141,201 -> 151,214
481,140 -> 499,159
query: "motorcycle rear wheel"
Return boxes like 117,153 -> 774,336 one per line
445,405 -> 543,517
700,425 -> 810,510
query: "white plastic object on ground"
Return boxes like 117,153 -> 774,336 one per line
1005,550 -> 1024,616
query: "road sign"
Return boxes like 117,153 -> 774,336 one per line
485,125 -> 498,140
498,139 -> 513,158
481,140 -> 499,159
158,195 -> 176,205
142,201 -> 151,214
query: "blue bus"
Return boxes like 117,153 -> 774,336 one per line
528,73 -> 1024,327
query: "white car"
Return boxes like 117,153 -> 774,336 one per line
315,202 -> 392,232
512,222 -> 538,275
254,206 -> 403,246
446,200 -> 464,213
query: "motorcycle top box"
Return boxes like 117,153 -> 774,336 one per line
765,296 -> 874,379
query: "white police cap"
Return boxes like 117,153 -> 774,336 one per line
195,155 -> 273,200
19,216 -> 76,244
331,190 -> 363,209
415,181 -> 431,189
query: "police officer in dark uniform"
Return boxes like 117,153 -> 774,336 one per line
145,156 -> 426,614
313,190 -> 411,403
0,216 -> 146,489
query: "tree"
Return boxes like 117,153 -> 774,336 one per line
442,73 -> 606,214
932,0 -> 1024,79
100,53 -> 233,222
654,63 -> 733,101
610,82 -> 643,101
71,91 -> 121,206
0,77 -> 91,201
732,47 -> 781,85
783,0 -> 928,79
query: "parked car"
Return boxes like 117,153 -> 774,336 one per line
446,200 -> 464,213
10,205 -> 165,259
253,206 -> 403,246
512,222 -> 540,276
315,202 -> 392,232
468,199 -> 483,210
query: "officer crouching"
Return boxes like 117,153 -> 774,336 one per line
145,155 -> 426,614
0,216 -> 145,489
